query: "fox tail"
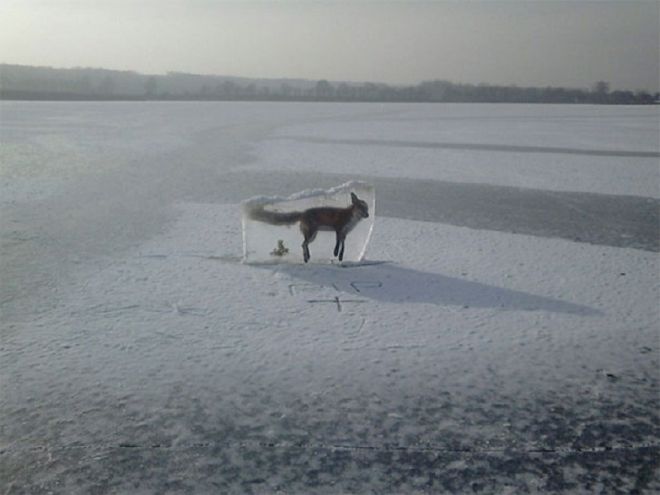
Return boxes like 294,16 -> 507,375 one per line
246,205 -> 302,225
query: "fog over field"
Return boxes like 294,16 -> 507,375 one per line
1,1 -> 658,92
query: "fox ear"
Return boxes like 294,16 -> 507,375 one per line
350,192 -> 358,203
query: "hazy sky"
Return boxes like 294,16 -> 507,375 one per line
1,0 -> 658,91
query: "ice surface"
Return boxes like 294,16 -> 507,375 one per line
244,104 -> 660,198
1,102 -> 658,493
241,181 -> 375,263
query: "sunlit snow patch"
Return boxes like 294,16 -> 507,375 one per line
241,181 -> 375,264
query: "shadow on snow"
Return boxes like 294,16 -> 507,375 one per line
264,261 -> 600,316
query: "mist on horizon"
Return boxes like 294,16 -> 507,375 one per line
0,0 -> 658,93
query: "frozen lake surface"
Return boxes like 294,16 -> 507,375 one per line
1,102 -> 659,493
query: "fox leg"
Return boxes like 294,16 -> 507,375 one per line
302,236 -> 310,263
301,226 -> 317,263
335,231 -> 346,261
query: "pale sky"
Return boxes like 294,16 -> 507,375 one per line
1,0 -> 658,91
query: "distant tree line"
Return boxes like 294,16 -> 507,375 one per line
1,64 -> 657,104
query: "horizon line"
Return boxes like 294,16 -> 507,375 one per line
3,61 -> 658,94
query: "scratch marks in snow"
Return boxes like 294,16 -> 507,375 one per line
306,296 -> 367,312
83,302 -> 210,318
288,280 -> 383,312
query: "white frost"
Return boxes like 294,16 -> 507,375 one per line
1,102 -> 657,493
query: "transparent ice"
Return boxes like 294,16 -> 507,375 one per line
241,181 -> 375,263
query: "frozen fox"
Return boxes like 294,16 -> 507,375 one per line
248,192 -> 369,262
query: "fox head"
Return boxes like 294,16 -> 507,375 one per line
350,192 -> 369,218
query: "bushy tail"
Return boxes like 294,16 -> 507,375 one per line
246,205 -> 302,225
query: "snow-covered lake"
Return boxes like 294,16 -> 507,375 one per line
1,102 -> 658,493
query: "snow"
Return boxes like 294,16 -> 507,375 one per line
1,102 -> 658,493
245,104 -> 660,199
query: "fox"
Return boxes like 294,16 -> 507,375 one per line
248,192 -> 369,263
